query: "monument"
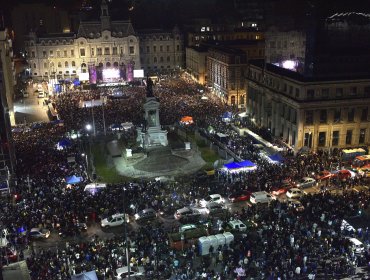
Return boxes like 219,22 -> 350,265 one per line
136,77 -> 168,147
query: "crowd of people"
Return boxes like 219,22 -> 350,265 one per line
1,76 -> 369,280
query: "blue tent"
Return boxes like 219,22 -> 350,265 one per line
224,162 -> 241,169
58,138 -> 72,148
222,111 -> 232,119
31,123 -> 42,129
268,153 -> 284,163
111,123 -> 122,129
224,160 -> 256,170
65,175 -> 82,184
238,160 -> 256,168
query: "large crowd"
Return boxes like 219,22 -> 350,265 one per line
1,76 -> 369,280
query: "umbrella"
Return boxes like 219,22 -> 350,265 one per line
65,175 -> 82,184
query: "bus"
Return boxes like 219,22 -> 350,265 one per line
352,154 -> 370,170
341,148 -> 367,162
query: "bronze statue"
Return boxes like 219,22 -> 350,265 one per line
146,76 -> 154,97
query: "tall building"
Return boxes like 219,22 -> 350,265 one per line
24,0 -> 141,83
138,26 -> 185,75
186,45 -> 208,85
207,46 -> 248,108
246,60 -> 370,153
0,29 -> 16,178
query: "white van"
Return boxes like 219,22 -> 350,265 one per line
84,183 -> 107,194
348,238 -> 365,254
228,219 -> 247,232
250,191 -> 274,204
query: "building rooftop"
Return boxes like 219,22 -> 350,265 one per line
249,59 -> 370,82
187,45 -> 208,52
326,12 -> 370,24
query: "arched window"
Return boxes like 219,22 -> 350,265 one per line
106,62 -> 111,67
72,61 -> 75,67
81,63 -> 87,67
113,62 -> 119,67
240,95 -> 245,105
33,63 -> 36,68
160,57 -> 164,62
231,95 -> 236,105
65,61 -> 69,67
99,63 -> 103,67
58,62 -> 62,68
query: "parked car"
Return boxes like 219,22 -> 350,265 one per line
179,224 -> 197,233
116,266 -> 145,280
174,207 -> 201,222
1,247 -> 18,262
59,222 -> 87,237
286,188 -> 304,199
250,191 -> 274,204
270,183 -> 292,196
288,200 -> 305,212
134,208 -> 157,223
205,202 -> 226,216
316,170 -> 335,181
228,190 -> 251,203
227,219 -> 247,232
295,177 -> 317,189
29,228 -> 50,239
199,194 -> 225,207
101,213 -> 129,228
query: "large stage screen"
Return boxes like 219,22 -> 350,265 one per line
103,68 -> 120,81
133,69 -> 144,78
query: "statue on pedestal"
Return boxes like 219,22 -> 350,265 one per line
146,76 -> 154,98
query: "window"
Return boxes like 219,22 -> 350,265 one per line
160,45 -> 163,52
167,45 -> 170,52
359,129 -> 366,144
104,47 -> 110,55
153,46 -> 157,52
129,46 -> 134,54
154,57 -> 157,63
97,48 -> 102,55
33,63 -> 36,68
322,88 -> 329,99
348,108 -> 355,122
364,86 -> 370,97
80,48 -> 85,56
167,56 -> 170,62
91,48 -> 95,56
64,50 -> 67,57
334,109 -> 341,123
44,62 -> 47,68
295,88 -> 300,98
160,57 -> 164,62
305,110 -> 313,125
332,131 -> 339,146
318,132 -> 326,147
231,96 -> 236,105
176,45 -> 180,51
361,107 -> 368,121
319,109 -> 327,123
283,83 -> 287,92
292,110 -> 297,124
31,51 -> 35,58
350,87 -> 357,96
57,51 -> 60,57
72,61 -> 76,67
49,50 -> 54,56
240,95 -> 245,105
307,89 -> 314,99
336,88 -> 343,97
113,47 -> 117,55
146,46 -> 150,53
270,41 -> 276,48
58,62 -> 62,68
65,61 -> 68,67
304,132 -> 312,148
43,51 -> 47,58
346,130 -> 352,145
71,49 -> 74,56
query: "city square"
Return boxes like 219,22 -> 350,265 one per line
0,0 -> 370,280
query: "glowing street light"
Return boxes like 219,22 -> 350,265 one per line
85,124 -> 92,131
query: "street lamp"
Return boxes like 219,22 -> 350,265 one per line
85,124 -> 92,131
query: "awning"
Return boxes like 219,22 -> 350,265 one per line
65,175 -> 82,184
223,161 -> 256,170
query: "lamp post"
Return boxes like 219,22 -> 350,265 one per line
85,124 -> 93,177
123,187 -> 131,280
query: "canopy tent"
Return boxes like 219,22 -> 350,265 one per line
110,123 -> 122,130
71,271 -> 98,280
223,160 -> 256,170
58,138 -> 72,148
180,116 -> 194,125
222,111 -> 233,122
84,183 -> 107,195
65,175 -> 82,184
121,122 -> 134,130
30,123 -> 42,129
268,153 -> 284,163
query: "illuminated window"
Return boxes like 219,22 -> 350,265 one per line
359,129 -> 366,144
332,131 -> 339,146
72,61 -> 76,67
318,132 -> 326,147
104,47 -> 110,55
65,61 -> 68,67
129,46 -> 134,54
97,48 -> 102,55
346,130 -> 352,145
80,48 -> 85,56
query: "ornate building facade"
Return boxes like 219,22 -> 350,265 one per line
24,0 -> 140,83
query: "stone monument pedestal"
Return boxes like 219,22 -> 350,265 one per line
185,142 -> 191,150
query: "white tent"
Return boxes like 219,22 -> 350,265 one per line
71,271 -> 98,280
